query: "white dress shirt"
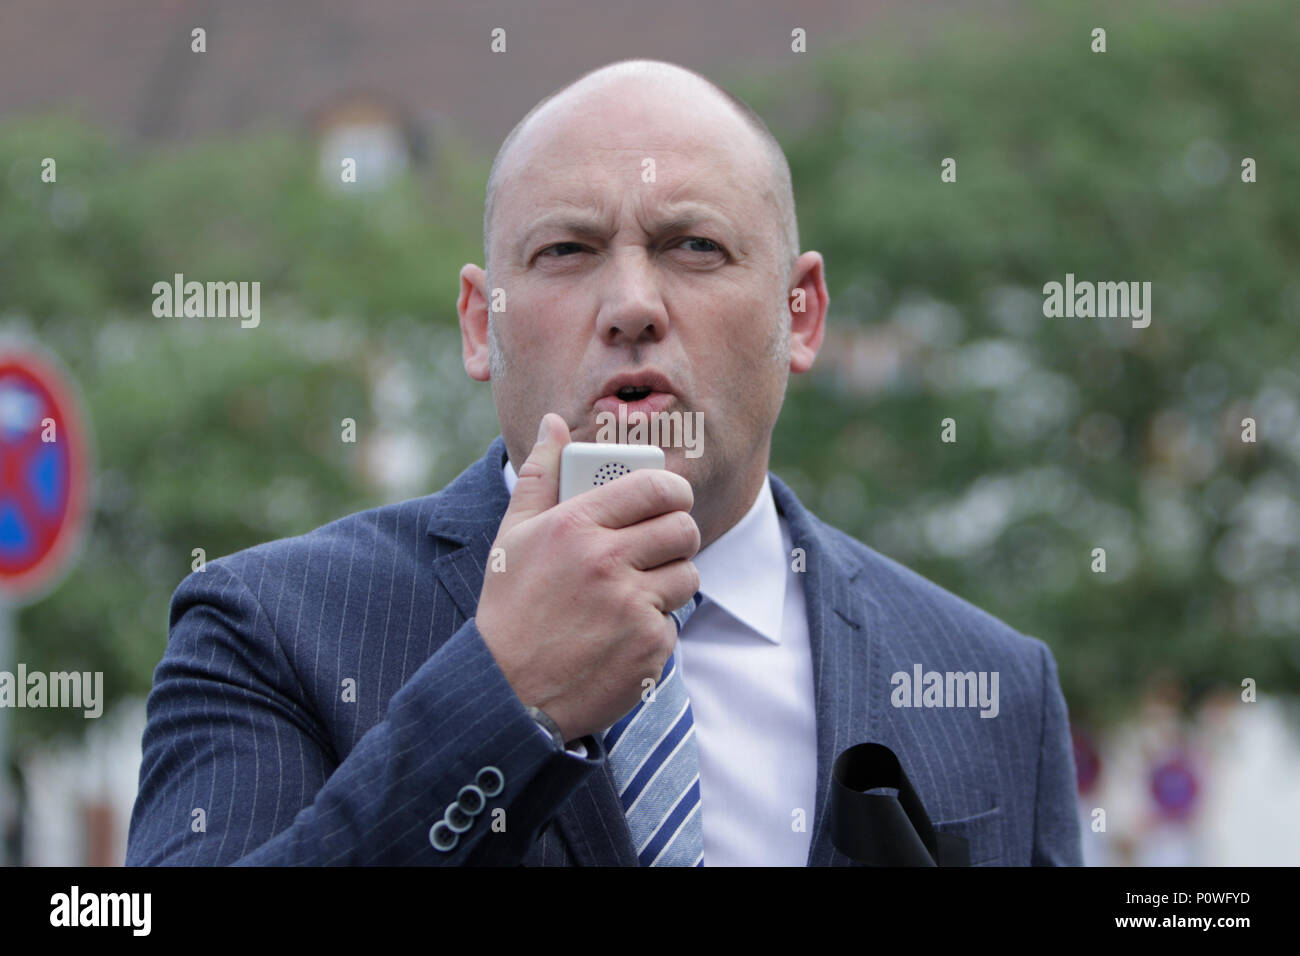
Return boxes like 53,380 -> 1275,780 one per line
502,459 -> 817,866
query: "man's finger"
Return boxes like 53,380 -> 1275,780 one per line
498,412 -> 570,538
571,467 -> 694,530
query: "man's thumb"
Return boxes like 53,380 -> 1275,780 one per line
499,412 -> 569,536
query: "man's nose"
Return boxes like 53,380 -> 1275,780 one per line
594,251 -> 670,346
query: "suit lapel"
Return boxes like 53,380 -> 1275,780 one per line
425,436 -> 638,866
769,474 -> 905,866
424,436 -> 511,621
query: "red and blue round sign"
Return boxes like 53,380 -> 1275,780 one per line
0,344 -> 90,601
1150,752 -> 1199,822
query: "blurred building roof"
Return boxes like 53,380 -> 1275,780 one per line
0,0 -> 895,149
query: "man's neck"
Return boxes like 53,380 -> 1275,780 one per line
692,456 -> 771,552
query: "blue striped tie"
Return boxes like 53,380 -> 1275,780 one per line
603,592 -> 704,867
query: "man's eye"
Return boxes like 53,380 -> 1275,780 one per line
539,242 -> 585,258
678,237 -> 722,254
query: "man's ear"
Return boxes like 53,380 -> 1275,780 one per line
787,251 -> 829,374
458,263 -> 491,382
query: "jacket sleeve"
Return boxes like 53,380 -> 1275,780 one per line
1029,639 -> 1084,865
126,561 -> 602,865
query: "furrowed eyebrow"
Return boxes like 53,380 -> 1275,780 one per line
516,216 -> 609,260
653,214 -> 724,236
644,201 -> 736,237
515,207 -> 735,261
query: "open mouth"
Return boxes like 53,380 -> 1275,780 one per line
616,385 -> 654,402
595,371 -> 678,417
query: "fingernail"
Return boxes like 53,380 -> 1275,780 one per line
536,415 -> 549,444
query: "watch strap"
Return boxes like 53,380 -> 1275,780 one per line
525,704 -> 566,751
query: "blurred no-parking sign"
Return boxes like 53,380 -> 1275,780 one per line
0,343 -> 91,866
0,343 -> 90,603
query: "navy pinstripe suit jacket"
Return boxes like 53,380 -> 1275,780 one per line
127,435 -> 1083,866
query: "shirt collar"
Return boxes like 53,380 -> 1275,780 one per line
502,460 -> 786,645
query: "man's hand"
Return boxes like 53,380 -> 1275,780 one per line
476,412 -> 701,742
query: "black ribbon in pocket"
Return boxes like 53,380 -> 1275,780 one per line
829,743 -> 970,866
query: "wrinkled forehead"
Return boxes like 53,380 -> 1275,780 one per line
493,85 -> 773,252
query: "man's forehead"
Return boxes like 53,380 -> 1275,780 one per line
507,169 -> 763,254
522,161 -> 747,214
499,136 -> 763,238
510,196 -> 740,255
486,66 -> 788,266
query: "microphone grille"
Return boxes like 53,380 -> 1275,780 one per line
593,461 -> 632,485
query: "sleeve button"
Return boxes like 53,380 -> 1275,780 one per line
445,801 -> 474,833
429,820 -> 458,852
457,784 -> 486,816
476,766 -> 504,797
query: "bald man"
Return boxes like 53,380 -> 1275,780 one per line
128,59 -> 1083,867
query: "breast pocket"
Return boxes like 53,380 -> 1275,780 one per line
933,805 -> 1004,866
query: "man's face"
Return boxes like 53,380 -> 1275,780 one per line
468,79 -> 795,505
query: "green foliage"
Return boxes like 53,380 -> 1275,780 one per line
751,0 -> 1300,724
0,120 -> 491,745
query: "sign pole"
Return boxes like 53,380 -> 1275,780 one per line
0,599 -> 13,867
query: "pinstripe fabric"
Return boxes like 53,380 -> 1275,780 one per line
604,645 -> 704,866
127,435 -> 1082,867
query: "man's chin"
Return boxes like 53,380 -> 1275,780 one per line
660,445 -> 698,484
